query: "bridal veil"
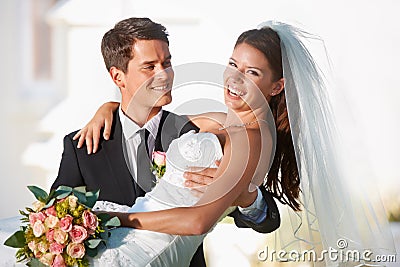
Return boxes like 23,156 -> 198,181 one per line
258,21 -> 396,266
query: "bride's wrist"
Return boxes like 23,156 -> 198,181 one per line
237,190 -> 258,208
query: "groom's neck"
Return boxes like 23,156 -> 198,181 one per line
122,105 -> 162,127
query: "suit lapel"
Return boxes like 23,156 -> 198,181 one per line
154,110 -> 200,152
155,110 -> 174,152
103,111 -> 145,203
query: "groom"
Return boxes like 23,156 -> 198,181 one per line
52,17 -> 280,266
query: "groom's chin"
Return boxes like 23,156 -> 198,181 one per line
155,92 -> 172,107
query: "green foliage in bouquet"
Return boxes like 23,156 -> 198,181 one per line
150,163 -> 166,180
4,186 -> 120,266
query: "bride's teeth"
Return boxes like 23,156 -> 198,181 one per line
228,86 -> 244,96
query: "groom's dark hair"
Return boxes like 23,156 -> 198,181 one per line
101,17 -> 169,72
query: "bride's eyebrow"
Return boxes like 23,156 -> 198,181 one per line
229,57 -> 262,71
248,66 -> 262,71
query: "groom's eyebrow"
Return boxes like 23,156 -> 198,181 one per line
141,54 -> 172,66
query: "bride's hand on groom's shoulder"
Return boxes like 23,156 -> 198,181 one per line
73,102 -> 119,154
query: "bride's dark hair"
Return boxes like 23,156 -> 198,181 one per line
235,28 -> 301,211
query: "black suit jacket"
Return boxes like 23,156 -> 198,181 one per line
52,110 -> 280,266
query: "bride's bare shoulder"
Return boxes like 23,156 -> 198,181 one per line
187,112 -> 226,130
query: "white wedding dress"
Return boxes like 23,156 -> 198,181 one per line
0,131 -> 234,267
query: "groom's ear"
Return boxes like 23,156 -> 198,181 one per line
110,67 -> 125,89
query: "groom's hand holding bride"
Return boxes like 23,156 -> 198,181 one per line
183,161 -> 219,197
183,161 -> 258,208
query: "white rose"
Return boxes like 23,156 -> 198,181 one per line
68,195 -> 78,210
32,201 -> 45,212
44,215 -> 59,229
33,221 -> 46,237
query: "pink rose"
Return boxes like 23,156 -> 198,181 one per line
52,254 -> 66,267
39,253 -> 54,266
53,229 -> 68,245
45,215 -> 59,229
82,210 -> 98,232
153,151 -> 166,166
45,206 -> 57,217
46,228 -> 55,242
66,243 -> 85,259
33,220 -> 46,237
59,215 -> 73,232
69,225 -> 88,243
29,212 -> 46,226
49,242 -> 64,255
34,250 -> 43,258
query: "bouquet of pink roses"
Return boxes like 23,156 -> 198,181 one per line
4,185 -> 120,267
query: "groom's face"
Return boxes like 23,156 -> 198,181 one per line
119,39 -> 174,112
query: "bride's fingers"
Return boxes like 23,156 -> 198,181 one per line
85,131 -> 93,154
92,125 -> 101,154
103,117 -> 112,140
76,129 -> 87,149
73,130 -> 82,141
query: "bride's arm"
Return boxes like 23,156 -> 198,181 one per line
107,130 -> 271,235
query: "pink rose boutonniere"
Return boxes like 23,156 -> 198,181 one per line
151,151 -> 166,181
4,186 -> 120,267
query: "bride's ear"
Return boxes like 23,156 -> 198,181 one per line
110,67 -> 125,89
270,78 -> 285,96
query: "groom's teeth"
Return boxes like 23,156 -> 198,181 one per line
152,85 -> 169,91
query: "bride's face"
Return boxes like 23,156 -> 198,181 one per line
223,43 -> 282,111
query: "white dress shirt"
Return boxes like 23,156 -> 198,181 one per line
119,108 -> 162,179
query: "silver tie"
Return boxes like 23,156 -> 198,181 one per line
136,129 -> 155,192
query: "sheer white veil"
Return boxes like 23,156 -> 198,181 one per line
258,21 -> 396,266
